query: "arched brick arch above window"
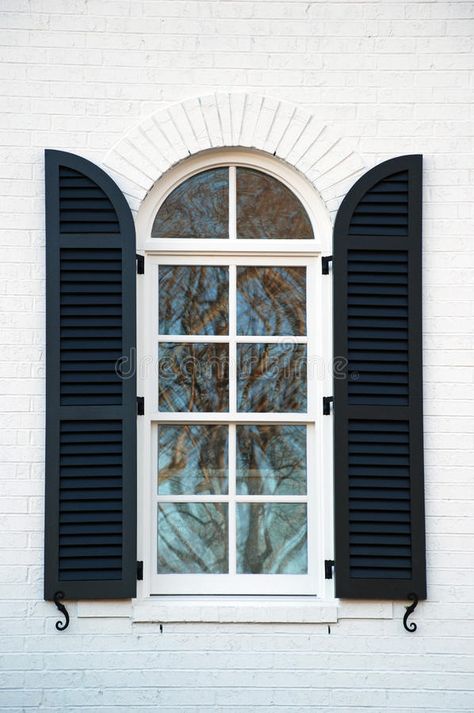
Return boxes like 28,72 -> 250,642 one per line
102,93 -> 366,221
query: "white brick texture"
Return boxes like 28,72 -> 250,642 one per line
1,1 -> 474,711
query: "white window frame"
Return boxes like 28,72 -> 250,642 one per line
136,148 -> 335,601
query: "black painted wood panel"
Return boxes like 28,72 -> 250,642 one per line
45,150 -> 137,600
333,155 -> 426,600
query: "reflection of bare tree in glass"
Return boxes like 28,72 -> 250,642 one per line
159,265 -> 228,336
237,266 -> 306,336
152,168 -> 229,239
237,425 -> 306,495
243,503 -> 271,573
237,168 -> 314,240
237,425 -> 307,573
238,343 -> 307,413
159,343 -> 229,412
158,502 -> 228,573
237,503 -> 307,574
158,425 -> 228,495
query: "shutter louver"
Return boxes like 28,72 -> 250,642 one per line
59,166 -> 120,233
348,170 -> 409,237
347,250 -> 409,406
45,151 -> 137,601
60,247 -> 123,406
58,420 -> 123,582
333,155 -> 426,600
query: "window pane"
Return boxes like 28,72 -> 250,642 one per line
237,503 -> 307,574
159,343 -> 229,412
237,266 -> 306,336
159,265 -> 228,336
237,343 -> 307,412
152,168 -> 229,239
237,168 -> 313,240
158,502 -> 228,573
158,425 -> 228,495
236,425 -> 306,495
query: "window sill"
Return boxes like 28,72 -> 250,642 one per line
133,597 -> 338,624
77,598 -> 393,624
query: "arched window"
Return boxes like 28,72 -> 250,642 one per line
151,166 -> 313,240
137,150 -> 332,596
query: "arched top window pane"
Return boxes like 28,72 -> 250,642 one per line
151,165 -> 314,240
152,168 -> 229,239
236,168 -> 313,240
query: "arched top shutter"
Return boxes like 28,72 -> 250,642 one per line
44,150 -> 137,600
333,155 -> 426,600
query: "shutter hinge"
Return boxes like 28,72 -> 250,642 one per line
53,591 -> 70,631
136,254 -> 144,275
324,560 -> 335,580
137,561 -> 143,581
323,396 -> 333,415
403,593 -> 419,633
137,396 -> 145,415
322,255 -> 333,274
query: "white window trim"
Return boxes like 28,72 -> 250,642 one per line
135,149 -> 336,613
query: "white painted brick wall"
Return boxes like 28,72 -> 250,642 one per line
1,1 -> 473,710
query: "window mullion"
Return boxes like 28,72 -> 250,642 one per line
229,264 -> 237,416
228,263 -> 237,575
228,423 -> 237,576
229,166 -> 237,241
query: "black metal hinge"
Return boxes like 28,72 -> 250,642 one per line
323,396 -> 333,415
322,255 -> 333,274
137,561 -> 143,581
325,560 -> 335,580
136,254 -> 144,274
137,396 -> 145,415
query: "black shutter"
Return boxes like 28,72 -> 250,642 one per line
333,155 -> 426,600
44,150 -> 137,600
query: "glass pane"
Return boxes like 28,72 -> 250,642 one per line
152,168 -> 229,239
237,503 -> 307,574
236,425 -> 306,495
158,425 -> 228,495
237,168 -> 313,240
159,343 -> 229,412
158,502 -> 228,573
159,265 -> 228,336
237,343 -> 307,412
237,266 -> 306,336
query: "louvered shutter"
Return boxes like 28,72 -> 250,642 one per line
44,150 -> 137,600
333,155 -> 426,600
